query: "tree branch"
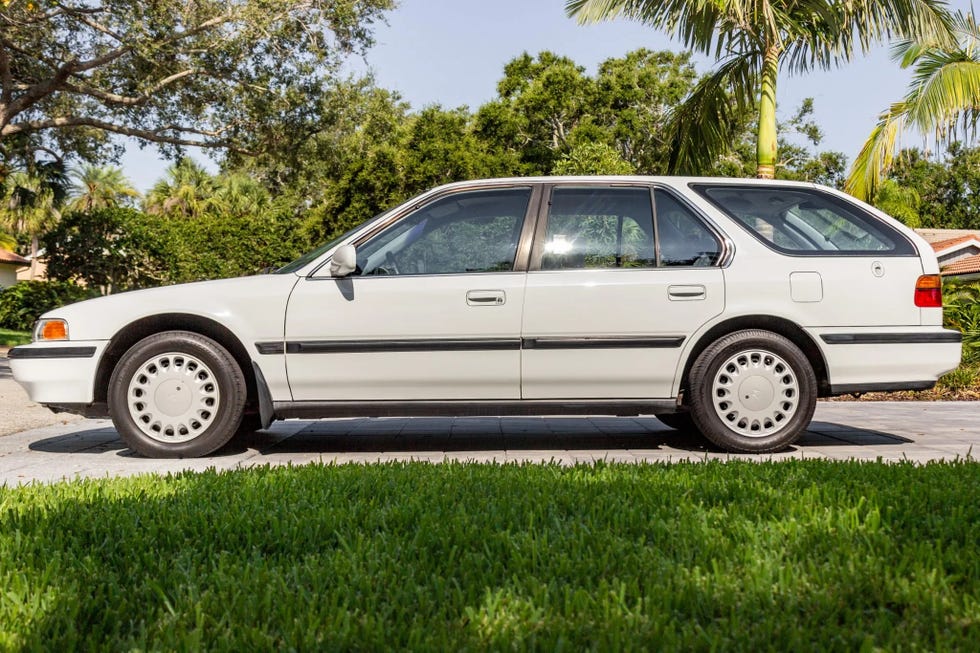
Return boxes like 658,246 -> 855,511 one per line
0,116 -> 249,153
72,8 -> 237,74
62,69 -> 204,107
0,8 -> 236,128
0,39 -> 11,107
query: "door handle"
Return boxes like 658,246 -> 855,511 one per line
466,290 -> 506,306
668,285 -> 706,301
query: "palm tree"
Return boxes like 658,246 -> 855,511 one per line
208,172 -> 272,218
566,0 -> 954,179
66,165 -> 139,212
144,159 -> 215,218
847,11 -> 980,201
0,169 -> 65,278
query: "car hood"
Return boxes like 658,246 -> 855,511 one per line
42,274 -> 300,342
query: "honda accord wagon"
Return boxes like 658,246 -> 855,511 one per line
9,177 -> 963,457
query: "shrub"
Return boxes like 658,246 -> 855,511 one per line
43,208 -> 170,293
943,281 -> 980,365
0,281 -> 94,331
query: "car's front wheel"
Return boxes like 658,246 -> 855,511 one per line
687,330 -> 816,453
108,331 -> 246,458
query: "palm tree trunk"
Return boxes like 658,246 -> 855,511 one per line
30,233 -> 38,280
756,46 -> 780,179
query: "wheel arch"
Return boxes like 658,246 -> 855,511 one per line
678,315 -> 831,400
94,313 -> 257,406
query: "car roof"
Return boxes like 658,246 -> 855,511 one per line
426,176 -> 822,193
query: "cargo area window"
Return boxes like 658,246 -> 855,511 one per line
692,184 -> 916,256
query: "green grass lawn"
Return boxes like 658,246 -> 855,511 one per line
0,328 -> 29,347
1,461 -> 979,650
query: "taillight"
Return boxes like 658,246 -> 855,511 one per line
914,274 -> 943,308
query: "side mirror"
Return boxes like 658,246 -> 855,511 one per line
329,244 -> 357,277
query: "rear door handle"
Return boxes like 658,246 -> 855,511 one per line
466,290 -> 506,306
668,285 -> 706,301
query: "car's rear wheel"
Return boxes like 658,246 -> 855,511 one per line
108,331 -> 246,458
688,329 -> 816,453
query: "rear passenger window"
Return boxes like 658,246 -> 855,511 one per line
542,188 -> 656,270
692,185 -> 916,256
540,187 -> 721,270
655,190 -> 722,267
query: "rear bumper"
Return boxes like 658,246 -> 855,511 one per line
810,327 -> 963,395
8,341 -> 107,404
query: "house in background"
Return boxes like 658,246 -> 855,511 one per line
1,249 -> 31,289
916,229 -> 980,281
14,249 -> 47,282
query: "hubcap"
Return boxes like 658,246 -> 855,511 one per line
711,349 -> 799,438
127,352 -> 220,443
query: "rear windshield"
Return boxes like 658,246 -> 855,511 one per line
691,184 -> 916,256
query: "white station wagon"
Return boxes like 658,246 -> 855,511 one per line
9,177 -> 963,457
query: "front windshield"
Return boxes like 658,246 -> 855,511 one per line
274,209 -> 393,274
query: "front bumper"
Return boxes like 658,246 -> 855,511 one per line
8,341 -> 108,404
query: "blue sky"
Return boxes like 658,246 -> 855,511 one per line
121,0 -> 976,191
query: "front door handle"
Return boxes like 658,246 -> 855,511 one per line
466,290 -> 506,306
668,284 -> 706,301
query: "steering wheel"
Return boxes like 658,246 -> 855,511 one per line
385,251 -> 400,275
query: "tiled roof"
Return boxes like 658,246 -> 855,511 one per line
941,252 -> 980,276
916,228 -> 980,244
930,234 -> 980,254
0,248 -> 29,265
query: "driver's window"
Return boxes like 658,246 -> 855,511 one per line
356,187 -> 532,276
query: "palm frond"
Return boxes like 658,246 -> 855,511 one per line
906,58 -> 980,132
845,102 -> 909,201
566,0 -> 727,56
666,54 -> 758,175
0,231 -> 17,252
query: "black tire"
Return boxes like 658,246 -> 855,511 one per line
654,412 -> 698,432
108,331 -> 247,458
687,329 -> 816,453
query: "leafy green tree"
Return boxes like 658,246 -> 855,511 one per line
43,207 -> 168,293
0,0 -> 395,165
848,11 -> 980,200
475,50 -> 697,175
591,49 -> 697,172
885,143 -> 980,229
567,0 -> 953,178
872,179 -> 921,227
552,141 -> 635,175
66,165 -> 139,212
476,51 -> 594,174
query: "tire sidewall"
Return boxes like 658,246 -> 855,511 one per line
108,331 -> 246,458
689,331 -> 816,453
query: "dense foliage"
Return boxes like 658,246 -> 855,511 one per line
945,280 -> 980,364
0,280 -> 92,331
1,461 -> 979,649
0,0 -> 394,166
882,144 -> 980,229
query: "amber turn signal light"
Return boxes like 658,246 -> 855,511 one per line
914,274 -> 943,308
34,319 -> 68,341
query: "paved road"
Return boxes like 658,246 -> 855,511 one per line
0,401 -> 977,485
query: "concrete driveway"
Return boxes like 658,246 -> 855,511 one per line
2,355 -> 978,485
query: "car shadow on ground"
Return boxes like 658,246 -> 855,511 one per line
25,417 -> 913,458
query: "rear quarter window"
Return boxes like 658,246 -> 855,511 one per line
691,184 -> 917,256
